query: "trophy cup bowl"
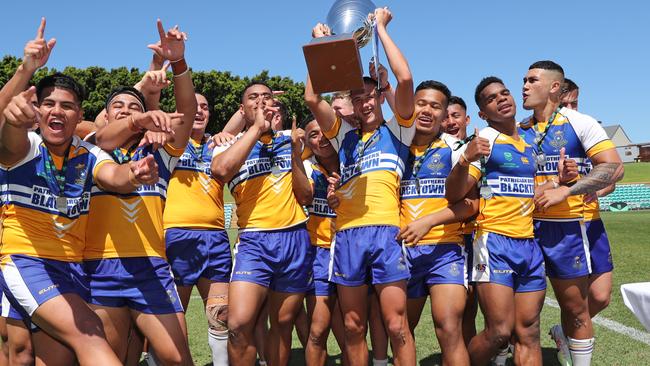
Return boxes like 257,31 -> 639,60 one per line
303,0 -> 377,94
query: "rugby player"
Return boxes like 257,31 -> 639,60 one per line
443,95 -> 480,347
520,61 -> 623,366
305,7 -> 417,365
446,77 -> 546,366
561,79 -> 615,321
398,81 -> 477,365
211,81 -> 314,366
84,20 -> 197,365
0,19 -> 158,366
290,116 -> 347,365
164,92 -> 230,366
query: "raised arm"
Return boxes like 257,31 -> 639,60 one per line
374,8 -> 414,120
0,87 -> 38,165
370,61 -> 396,115
95,110 -> 180,151
290,117 -> 313,205
134,62 -> 171,111
147,19 -> 197,150
211,102 -> 275,184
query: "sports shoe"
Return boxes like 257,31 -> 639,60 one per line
549,324 -> 573,366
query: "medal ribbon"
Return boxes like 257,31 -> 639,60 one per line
42,142 -> 73,197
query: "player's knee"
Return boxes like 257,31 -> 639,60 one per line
343,317 -> 366,340
486,325 -> 512,348
384,316 -> 409,345
206,295 -> 229,338
434,318 -> 461,342
590,290 -> 611,312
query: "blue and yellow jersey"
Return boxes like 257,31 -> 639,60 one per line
323,115 -> 415,230
582,158 -> 601,221
0,133 -> 112,261
468,128 -> 537,238
212,130 -> 307,231
519,107 -> 615,220
304,158 -> 336,248
399,133 -> 463,246
163,136 -> 224,230
84,144 -> 184,260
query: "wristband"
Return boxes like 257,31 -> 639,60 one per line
378,83 -> 391,93
173,68 -> 190,78
169,57 -> 184,64
458,151 -> 471,167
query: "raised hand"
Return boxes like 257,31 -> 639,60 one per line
147,19 -> 187,62
23,18 -> 57,73
137,62 -> 172,95
463,128 -> 490,162
312,23 -> 331,38
373,7 -> 393,29
369,60 -> 389,88
557,147 -> 579,183
129,155 -> 159,186
291,116 -> 304,150
3,87 -> 40,129
131,110 -> 183,133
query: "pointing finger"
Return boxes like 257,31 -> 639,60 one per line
156,19 -> 166,41
36,17 -> 46,39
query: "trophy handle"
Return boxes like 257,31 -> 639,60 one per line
371,19 -> 380,91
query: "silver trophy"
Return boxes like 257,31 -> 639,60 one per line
303,0 -> 378,94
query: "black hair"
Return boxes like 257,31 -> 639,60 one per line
36,73 -> 86,105
300,113 -> 316,130
105,86 -> 147,112
415,80 -> 452,104
448,96 -> 467,111
474,76 -> 505,107
562,78 -> 579,93
241,80 -> 272,102
528,60 -> 565,76
350,77 -> 378,96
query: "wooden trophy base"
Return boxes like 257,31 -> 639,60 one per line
303,34 -> 364,94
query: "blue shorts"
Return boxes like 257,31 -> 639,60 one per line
231,225 -> 315,293
585,219 -> 614,275
165,228 -> 232,286
471,231 -> 546,293
534,220 -> 591,279
1,292 -> 25,322
0,255 -> 89,326
330,226 -> 410,287
307,246 -> 336,297
406,244 -> 466,299
85,257 -> 183,314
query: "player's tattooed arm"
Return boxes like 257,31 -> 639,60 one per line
568,162 -> 624,196
536,148 -> 624,209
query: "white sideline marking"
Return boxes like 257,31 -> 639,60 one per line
544,297 -> 650,346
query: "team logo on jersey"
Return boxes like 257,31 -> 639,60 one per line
74,163 -> 87,185
504,152 -> 513,162
521,156 -> 530,165
550,130 -> 568,149
427,153 -> 445,173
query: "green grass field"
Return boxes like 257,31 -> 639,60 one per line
620,162 -> 650,183
183,210 -> 650,365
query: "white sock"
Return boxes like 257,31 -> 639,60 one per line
208,330 -> 229,366
373,359 -> 388,366
568,337 -> 595,366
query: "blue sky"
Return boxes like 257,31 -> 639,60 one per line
2,0 -> 649,143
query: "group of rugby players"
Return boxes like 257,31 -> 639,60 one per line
0,7 -> 624,366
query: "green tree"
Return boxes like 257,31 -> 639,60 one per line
0,55 -> 311,134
